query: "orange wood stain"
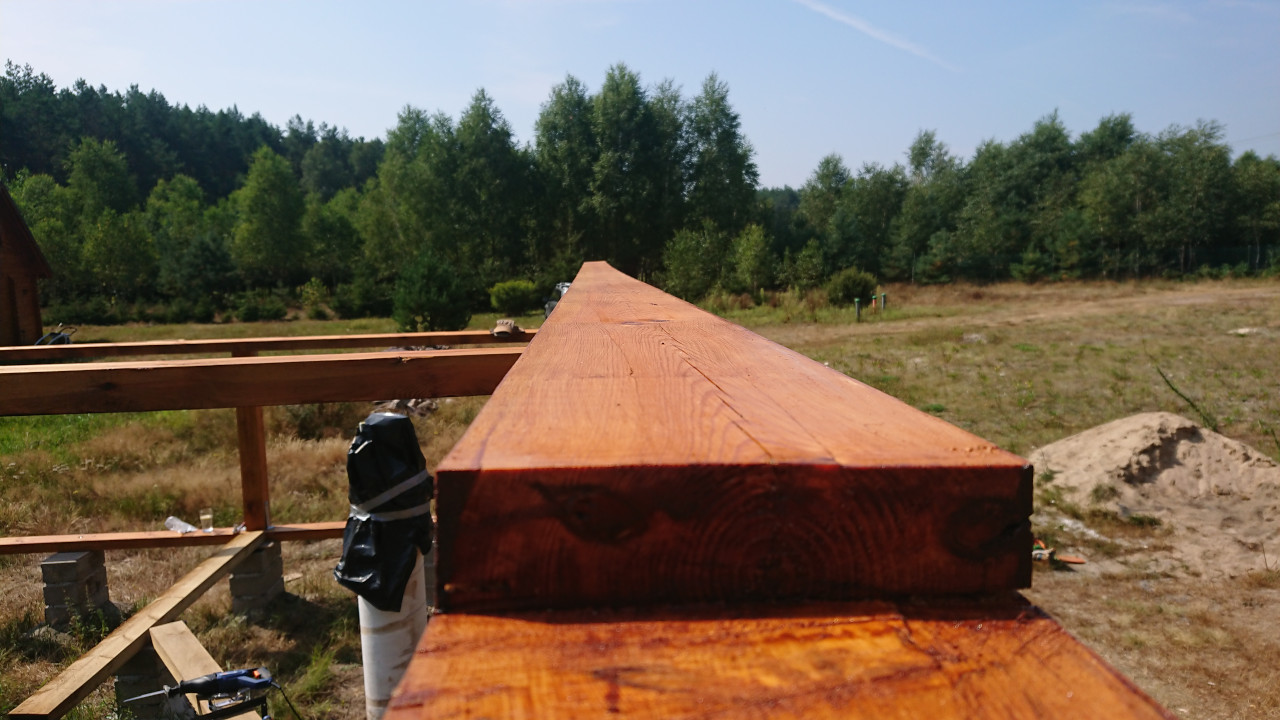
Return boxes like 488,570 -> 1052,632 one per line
437,263 -> 1032,611
388,598 -> 1173,720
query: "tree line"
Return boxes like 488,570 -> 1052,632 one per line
2,61 -> 1278,330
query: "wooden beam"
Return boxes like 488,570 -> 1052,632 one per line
236,406 -> 270,531
0,346 -> 523,415
387,597 -> 1173,720
0,522 -> 345,555
435,262 -> 1031,612
10,531 -> 265,720
0,328 -> 536,362
149,621 -> 260,718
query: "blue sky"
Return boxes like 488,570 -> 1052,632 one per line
2,0 -> 1277,188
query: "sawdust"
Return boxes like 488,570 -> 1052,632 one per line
1030,412 -> 1280,578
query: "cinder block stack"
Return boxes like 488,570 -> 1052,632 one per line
40,550 -> 111,627
230,541 -> 283,615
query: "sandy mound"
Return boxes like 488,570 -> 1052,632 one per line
1030,412 -> 1280,577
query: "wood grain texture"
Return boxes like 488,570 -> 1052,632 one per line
150,621 -> 259,718
0,347 -> 522,415
0,328 -> 534,362
0,522 -> 345,554
387,597 -> 1173,720
436,262 -> 1031,610
10,531 -> 264,719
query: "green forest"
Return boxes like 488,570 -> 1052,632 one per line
3,61 -> 1278,330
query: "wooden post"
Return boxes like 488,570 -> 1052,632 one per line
233,350 -> 270,532
235,406 -> 270,531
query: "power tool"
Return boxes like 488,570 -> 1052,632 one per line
124,666 -> 278,719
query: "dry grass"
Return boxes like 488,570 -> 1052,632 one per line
1025,571 -> 1280,720
2,278 -> 1278,717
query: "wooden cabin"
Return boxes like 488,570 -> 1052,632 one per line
0,182 -> 52,346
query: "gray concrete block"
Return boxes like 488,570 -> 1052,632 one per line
231,576 -> 284,615
43,566 -> 107,606
43,604 -> 73,627
230,569 -> 284,597
233,541 -> 282,575
40,550 -> 105,585
115,645 -> 170,720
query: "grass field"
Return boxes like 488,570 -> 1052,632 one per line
2,280 -> 1278,718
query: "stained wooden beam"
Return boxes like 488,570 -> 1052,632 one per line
435,262 -> 1031,612
149,621 -> 260,718
10,531 -> 265,720
387,597 -> 1173,719
0,328 -> 535,362
0,346 -> 523,415
0,522 -> 346,555
236,405 -> 270,531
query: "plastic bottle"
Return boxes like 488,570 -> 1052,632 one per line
164,516 -> 198,533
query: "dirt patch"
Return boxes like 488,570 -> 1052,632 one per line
1031,412 -> 1280,578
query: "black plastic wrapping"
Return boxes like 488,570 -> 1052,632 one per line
333,412 -> 434,612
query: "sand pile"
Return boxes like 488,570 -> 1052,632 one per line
1030,412 -> 1280,577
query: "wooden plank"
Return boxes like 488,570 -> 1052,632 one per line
0,328 -> 535,362
236,406 -> 270,531
0,346 -> 522,415
149,621 -> 259,718
435,262 -> 1031,611
387,597 -> 1174,720
10,531 -> 265,719
0,522 -> 345,555
265,520 -> 348,542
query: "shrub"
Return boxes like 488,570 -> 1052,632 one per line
824,267 -> 878,307
393,250 -> 476,331
52,297 -> 122,325
702,290 -> 755,314
333,275 -> 393,319
192,297 -> 217,323
236,292 -> 288,322
278,403 -> 367,440
488,279 -> 541,316
164,298 -> 194,324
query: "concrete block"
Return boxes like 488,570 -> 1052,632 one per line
41,551 -> 112,628
230,541 -> 283,616
231,576 -> 284,615
43,566 -> 108,606
230,568 -> 284,597
233,541 -> 282,575
40,550 -> 105,585
115,645 -> 169,720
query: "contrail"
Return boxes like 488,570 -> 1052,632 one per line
791,0 -> 960,73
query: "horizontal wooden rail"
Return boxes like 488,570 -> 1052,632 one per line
11,531 -> 265,720
0,522 -> 346,555
0,328 -> 535,362
0,346 -> 523,415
